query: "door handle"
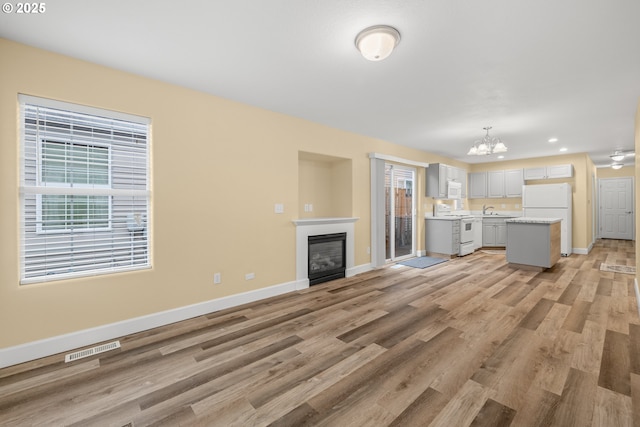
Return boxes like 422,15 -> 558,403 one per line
626,211 -> 633,214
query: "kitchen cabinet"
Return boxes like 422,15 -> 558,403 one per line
425,218 -> 459,255
524,164 -> 573,180
487,169 -> 524,199
506,218 -> 561,269
504,169 -> 524,197
482,217 -> 508,247
426,163 -> 448,198
426,163 -> 467,198
469,169 -> 522,198
487,171 -> 505,198
469,172 -> 487,198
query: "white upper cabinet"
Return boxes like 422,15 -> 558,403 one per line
504,169 -> 524,197
469,172 -> 487,199
471,169 -> 523,199
487,171 -> 505,198
546,164 -> 573,179
524,164 -> 573,180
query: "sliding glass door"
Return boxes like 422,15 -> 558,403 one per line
385,163 -> 416,261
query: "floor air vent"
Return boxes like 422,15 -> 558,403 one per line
65,340 -> 121,363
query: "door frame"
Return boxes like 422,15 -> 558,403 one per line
369,153 -> 429,268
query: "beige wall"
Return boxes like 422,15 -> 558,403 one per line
0,39 -> 471,349
597,165 -> 635,178
468,153 -> 594,250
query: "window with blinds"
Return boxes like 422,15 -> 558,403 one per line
19,95 -> 151,284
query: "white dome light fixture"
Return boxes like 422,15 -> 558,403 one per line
610,151 -> 625,162
355,25 -> 401,61
611,163 -> 624,170
467,126 -> 507,156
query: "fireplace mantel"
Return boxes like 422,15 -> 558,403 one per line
292,217 -> 359,226
293,217 -> 358,288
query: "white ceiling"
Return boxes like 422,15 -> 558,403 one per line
2,0 -> 639,167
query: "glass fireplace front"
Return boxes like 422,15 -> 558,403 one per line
308,232 -> 346,285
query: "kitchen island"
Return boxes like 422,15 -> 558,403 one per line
505,217 -> 562,270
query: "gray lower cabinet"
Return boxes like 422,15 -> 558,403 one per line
482,218 -> 508,247
425,218 -> 460,255
506,221 -> 561,268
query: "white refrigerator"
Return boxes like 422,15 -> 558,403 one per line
522,183 -> 572,256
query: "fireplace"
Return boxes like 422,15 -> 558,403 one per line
308,232 -> 346,285
292,217 -> 357,289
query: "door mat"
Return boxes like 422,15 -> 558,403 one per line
481,250 -> 506,255
397,256 -> 448,269
600,263 -> 636,275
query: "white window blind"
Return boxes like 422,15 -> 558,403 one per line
19,95 -> 151,284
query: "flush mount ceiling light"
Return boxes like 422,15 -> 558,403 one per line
467,126 -> 507,156
355,25 -> 400,61
611,163 -> 624,170
610,151 -> 625,162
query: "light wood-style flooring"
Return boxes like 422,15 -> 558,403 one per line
1,239 -> 638,426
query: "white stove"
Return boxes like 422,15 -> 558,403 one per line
434,205 -> 476,256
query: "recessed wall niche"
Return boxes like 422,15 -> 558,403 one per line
298,151 -> 352,218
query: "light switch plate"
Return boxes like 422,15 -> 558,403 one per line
275,203 -> 284,214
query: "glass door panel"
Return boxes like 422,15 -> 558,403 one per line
385,164 -> 415,261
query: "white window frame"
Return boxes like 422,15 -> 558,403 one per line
19,94 -> 151,284
36,139 -> 113,234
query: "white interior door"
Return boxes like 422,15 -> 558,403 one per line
599,177 -> 634,240
385,164 -> 416,261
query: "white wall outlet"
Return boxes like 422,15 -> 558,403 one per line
515,203 -> 520,209
367,246 -> 371,254
245,272 -> 255,280
501,204 -> 506,208
308,203 -> 313,212
213,273 -> 221,284
275,203 -> 284,214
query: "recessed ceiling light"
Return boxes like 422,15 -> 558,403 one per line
548,138 -> 558,143
559,147 -> 568,152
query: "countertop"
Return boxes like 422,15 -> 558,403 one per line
505,217 -> 562,224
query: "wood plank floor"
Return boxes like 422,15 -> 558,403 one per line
1,239 -> 637,426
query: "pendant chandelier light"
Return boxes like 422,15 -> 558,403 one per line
467,127 -> 508,156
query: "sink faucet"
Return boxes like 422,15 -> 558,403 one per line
482,204 -> 494,215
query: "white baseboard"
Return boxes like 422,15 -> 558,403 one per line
416,250 -> 426,257
347,263 -> 373,277
0,263 -> 376,369
572,247 -> 589,255
0,279 -> 300,369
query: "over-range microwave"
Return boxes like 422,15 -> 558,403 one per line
447,180 -> 462,199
